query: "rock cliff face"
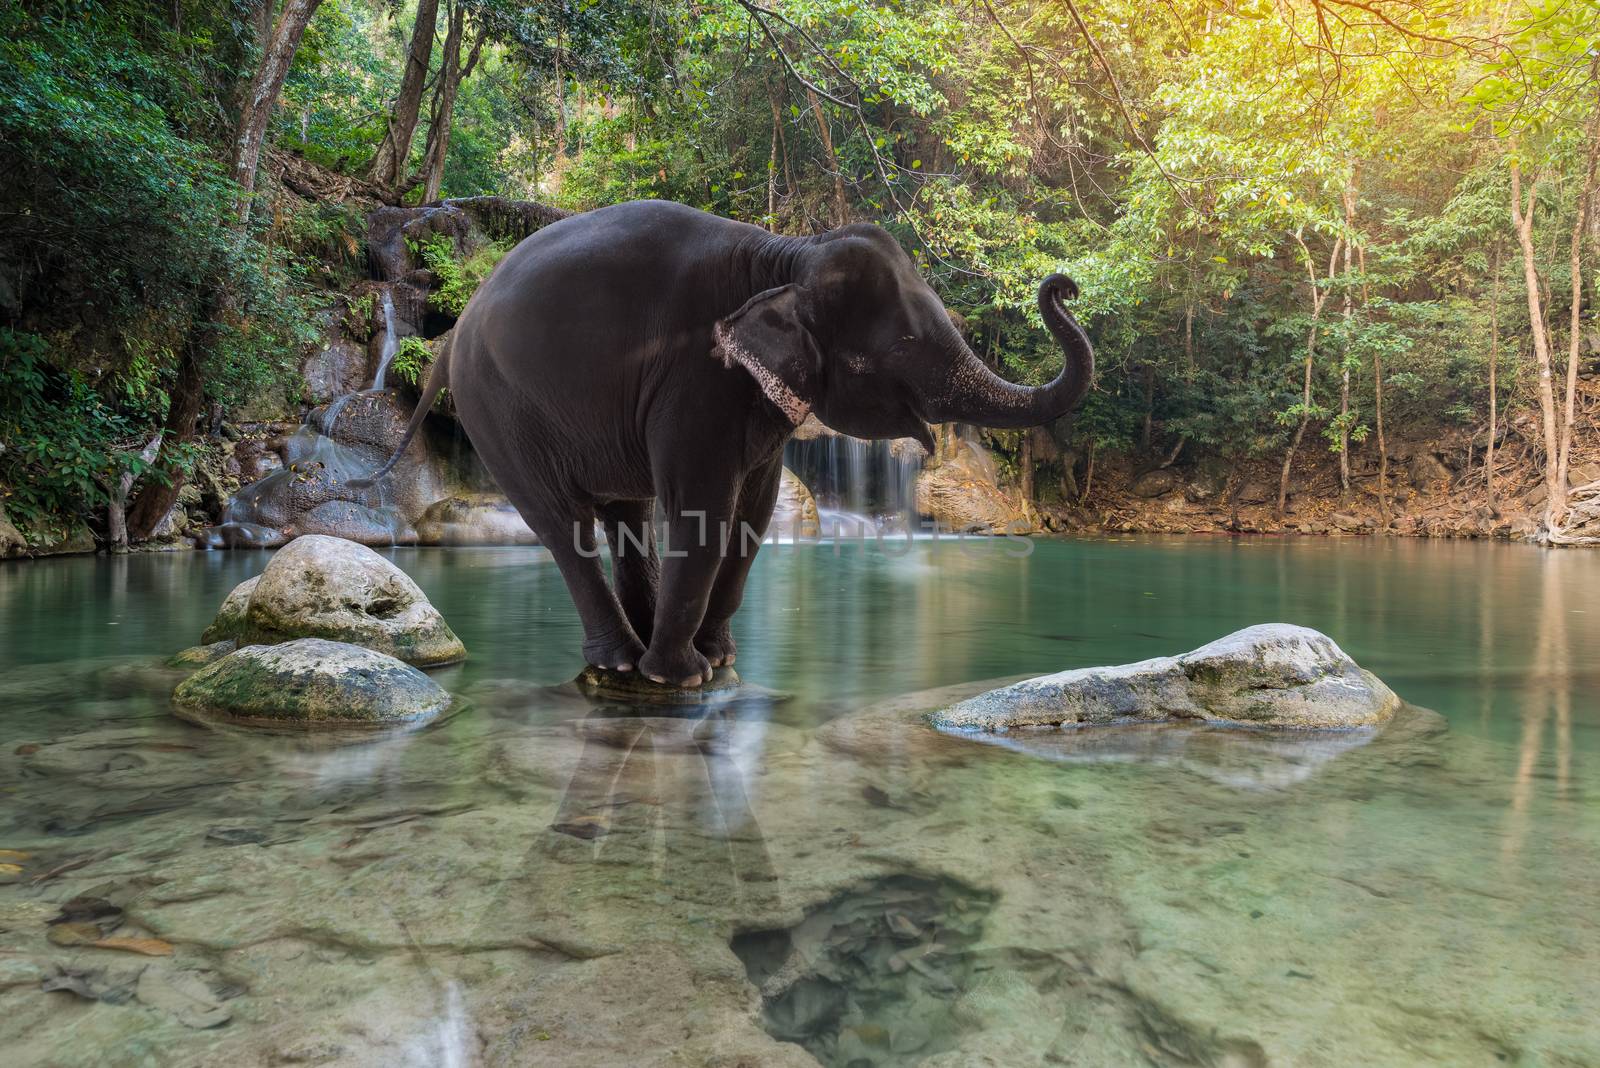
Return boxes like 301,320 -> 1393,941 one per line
203,199 -> 565,550
914,438 -> 1037,535
768,468 -> 821,539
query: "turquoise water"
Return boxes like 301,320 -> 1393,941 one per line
0,537 -> 1595,1065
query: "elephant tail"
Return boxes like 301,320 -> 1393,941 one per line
348,332 -> 454,490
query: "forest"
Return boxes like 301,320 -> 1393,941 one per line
2,0 -> 1599,551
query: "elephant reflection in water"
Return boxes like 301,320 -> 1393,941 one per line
548,705 -> 779,909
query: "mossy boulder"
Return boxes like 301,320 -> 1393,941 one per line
167,640 -> 237,668
201,577 -> 258,644
200,535 -> 465,667
931,624 -> 1399,732
172,638 -> 451,728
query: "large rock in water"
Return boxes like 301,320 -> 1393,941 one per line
173,639 -> 451,728
201,535 -> 465,667
931,624 -> 1399,731
915,439 -> 1036,535
415,493 -> 537,545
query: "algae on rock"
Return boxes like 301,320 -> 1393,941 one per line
172,638 -> 451,727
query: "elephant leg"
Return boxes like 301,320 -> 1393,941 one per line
696,457 -> 783,668
638,491 -> 736,687
501,483 -> 645,672
598,499 -> 659,648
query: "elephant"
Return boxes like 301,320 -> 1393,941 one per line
360,200 -> 1094,686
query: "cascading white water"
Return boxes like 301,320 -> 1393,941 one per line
371,289 -> 398,391
204,285 -> 411,549
784,433 -> 923,537
320,289 -> 400,438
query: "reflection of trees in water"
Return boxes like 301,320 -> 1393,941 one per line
549,706 -> 779,909
1503,553 -> 1575,863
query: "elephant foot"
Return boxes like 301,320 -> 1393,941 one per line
583,633 -> 646,673
694,623 -> 737,667
639,645 -> 713,688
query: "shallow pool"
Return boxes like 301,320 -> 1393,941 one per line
0,536 -> 1595,1065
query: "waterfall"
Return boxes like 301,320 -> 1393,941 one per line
371,289 -> 398,390
202,285 -> 413,549
784,433 -> 923,537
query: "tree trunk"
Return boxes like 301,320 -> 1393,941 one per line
1278,231 -> 1340,519
1510,161 -> 1562,535
575,82 -> 586,163
767,114 -> 779,231
1020,431 -> 1035,501
125,310 -> 212,538
1183,299 -> 1195,374
418,7 -> 481,203
367,0 -> 439,196
230,0 -> 325,223
769,82 -> 795,206
806,87 -> 849,228
1338,181 -> 1357,507
1487,243 -> 1501,513
128,0 -> 322,540
1556,74 -> 1600,527
108,435 -> 164,552
1140,364 -> 1154,452
551,36 -> 568,186
1059,450 -> 1080,502
1359,239 -> 1386,523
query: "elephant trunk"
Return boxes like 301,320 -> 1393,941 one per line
925,274 -> 1094,429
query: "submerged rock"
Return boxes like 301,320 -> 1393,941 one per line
172,638 -> 451,727
573,664 -> 740,705
201,535 -> 466,666
931,624 -> 1399,731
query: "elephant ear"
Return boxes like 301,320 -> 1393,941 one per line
712,284 -> 820,426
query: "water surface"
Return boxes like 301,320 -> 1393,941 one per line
0,537 -> 1595,1065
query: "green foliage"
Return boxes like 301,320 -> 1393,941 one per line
416,234 -> 511,316
4,0 -> 1596,530
278,0 -> 397,171
391,335 -> 433,388
0,2 -> 318,531
0,329 -> 142,536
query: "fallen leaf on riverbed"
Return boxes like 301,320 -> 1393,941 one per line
0,849 -> 30,861
92,937 -> 173,957
47,922 -> 105,947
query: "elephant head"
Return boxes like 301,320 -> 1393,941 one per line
712,225 -> 1094,451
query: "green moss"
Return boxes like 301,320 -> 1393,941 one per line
172,640 -> 450,727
